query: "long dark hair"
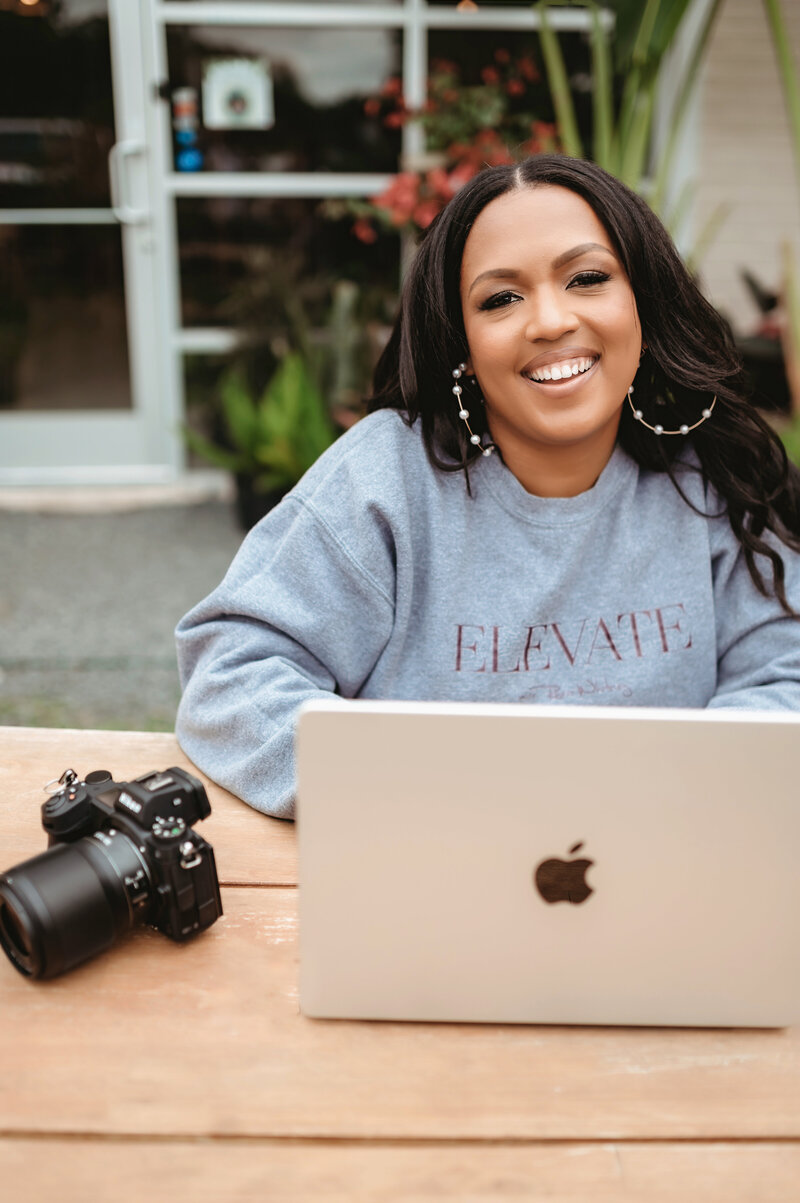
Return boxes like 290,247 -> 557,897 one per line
368,154 -> 800,614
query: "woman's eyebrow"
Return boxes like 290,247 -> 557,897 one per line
552,242 -> 616,268
466,268 -> 521,296
466,243 -> 617,295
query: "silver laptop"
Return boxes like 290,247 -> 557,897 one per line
296,699 -> 800,1027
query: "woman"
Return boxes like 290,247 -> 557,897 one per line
175,155 -> 800,818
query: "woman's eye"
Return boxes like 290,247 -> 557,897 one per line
478,290 -> 521,311
568,271 -> 611,288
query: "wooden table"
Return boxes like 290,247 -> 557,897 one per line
1,727 -> 799,1201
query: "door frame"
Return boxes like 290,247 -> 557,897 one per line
3,2 -> 694,487
0,0 -> 178,486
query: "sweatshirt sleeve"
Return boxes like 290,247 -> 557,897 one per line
706,512 -> 800,712
174,492 -> 395,819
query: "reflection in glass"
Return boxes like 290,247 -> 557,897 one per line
0,225 -> 131,411
168,0 -> 401,4
426,26 -> 589,150
0,1 -> 115,208
177,196 -> 400,331
166,26 -> 401,173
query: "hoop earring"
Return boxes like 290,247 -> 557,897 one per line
627,386 -> 716,436
452,363 -> 495,457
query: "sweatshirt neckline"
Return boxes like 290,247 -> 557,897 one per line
478,441 -> 638,525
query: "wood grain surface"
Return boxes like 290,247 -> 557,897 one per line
0,726 -> 296,883
1,726 -> 798,1201
1,1139 -> 799,1203
1,887 -> 798,1141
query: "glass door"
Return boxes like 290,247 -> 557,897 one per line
0,0 -> 175,484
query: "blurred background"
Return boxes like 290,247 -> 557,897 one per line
1,0 -> 799,731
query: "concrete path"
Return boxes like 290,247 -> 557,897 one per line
1,501 -> 243,732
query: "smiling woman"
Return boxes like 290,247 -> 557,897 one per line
459,186 -> 642,496
174,155 -> 800,820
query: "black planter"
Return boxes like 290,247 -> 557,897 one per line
738,336 -> 791,413
234,475 -> 286,531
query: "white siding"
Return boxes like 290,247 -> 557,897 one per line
694,0 -> 800,334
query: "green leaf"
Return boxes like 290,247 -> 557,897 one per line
683,201 -> 730,276
251,353 -> 337,493
219,370 -> 259,456
629,0 -> 662,68
649,0 -> 724,215
182,425 -> 248,474
537,2 -> 584,158
619,84 -> 656,188
763,0 -> 800,198
588,2 -> 614,170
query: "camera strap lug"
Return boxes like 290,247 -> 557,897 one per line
179,841 -> 202,870
43,768 -> 79,794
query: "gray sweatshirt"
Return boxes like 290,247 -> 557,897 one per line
175,408 -> 800,818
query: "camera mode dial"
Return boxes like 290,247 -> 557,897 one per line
151,815 -> 187,843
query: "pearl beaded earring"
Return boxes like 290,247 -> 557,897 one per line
627,385 -> 716,436
452,363 -> 494,457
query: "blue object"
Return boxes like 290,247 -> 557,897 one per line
176,147 -> 203,172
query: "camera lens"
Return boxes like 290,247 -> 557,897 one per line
0,896 -> 35,974
0,831 -> 151,979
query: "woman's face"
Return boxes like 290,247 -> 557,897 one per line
459,184 -> 642,494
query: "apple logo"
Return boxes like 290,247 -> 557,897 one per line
534,842 -> 594,905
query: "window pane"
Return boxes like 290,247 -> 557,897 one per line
425,27 -> 589,153
0,1 -> 115,208
169,0 -> 401,4
166,26 -> 401,173
0,225 -> 131,412
426,0 -> 540,5
177,196 -> 400,330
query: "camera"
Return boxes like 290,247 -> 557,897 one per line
0,766 -> 223,979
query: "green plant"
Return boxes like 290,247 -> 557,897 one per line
536,0 -> 723,216
777,412 -> 800,467
762,0 -> 800,414
184,353 -> 336,496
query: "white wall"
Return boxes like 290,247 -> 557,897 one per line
693,0 -> 800,335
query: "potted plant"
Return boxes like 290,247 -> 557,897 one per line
185,351 -> 337,529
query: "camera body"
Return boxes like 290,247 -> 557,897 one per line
0,766 -> 223,979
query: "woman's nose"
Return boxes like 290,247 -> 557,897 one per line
524,291 -> 579,342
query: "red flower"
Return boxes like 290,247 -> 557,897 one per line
506,79 -> 526,97
447,163 -> 478,192
426,167 -> 454,199
413,200 -> 441,229
494,48 -> 511,64
384,111 -> 406,129
381,76 -> 403,97
352,218 -> 378,244
363,97 -> 381,117
481,66 -> 500,85
372,173 -> 420,226
517,56 -> 539,83
532,120 -> 557,140
447,141 -> 471,161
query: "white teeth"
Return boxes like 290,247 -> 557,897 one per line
527,356 -> 596,383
